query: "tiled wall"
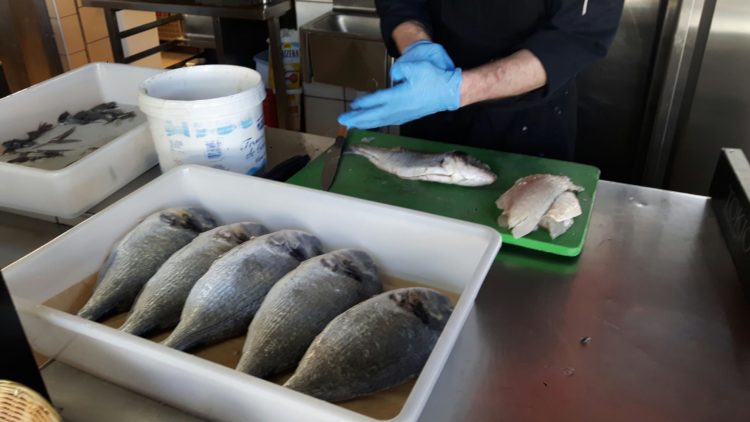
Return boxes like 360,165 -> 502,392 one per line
45,0 -> 114,71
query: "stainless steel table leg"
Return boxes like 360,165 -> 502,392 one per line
267,16 -> 289,130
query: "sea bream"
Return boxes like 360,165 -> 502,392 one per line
284,287 -> 453,402
349,144 -> 497,187
161,230 -> 323,351
119,222 -> 269,336
496,174 -> 583,238
236,249 -> 382,378
77,207 -> 217,321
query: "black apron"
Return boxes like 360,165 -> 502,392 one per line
400,0 -> 577,161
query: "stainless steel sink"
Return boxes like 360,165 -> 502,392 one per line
302,13 -> 382,41
300,12 -> 390,92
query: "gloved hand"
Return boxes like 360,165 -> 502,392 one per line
338,60 -> 462,129
397,40 -> 456,70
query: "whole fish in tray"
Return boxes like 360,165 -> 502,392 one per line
284,287 -> 453,402
349,145 -> 497,187
161,230 -> 323,351
236,249 -> 382,378
496,174 -> 583,238
119,222 -> 269,336
77,207 -> 217,321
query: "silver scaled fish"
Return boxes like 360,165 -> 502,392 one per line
284,287 -> 453,402
236,249 -> 382,378
349,144 -> 497,187
119,222 -> 269,336
77,207 -> 216,321
161,230 -> 323,351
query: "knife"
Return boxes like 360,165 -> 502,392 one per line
320,125 -> 348,191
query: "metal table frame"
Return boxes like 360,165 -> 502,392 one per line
83,0 -> 291,129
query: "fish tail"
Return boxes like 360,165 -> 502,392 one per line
77,303 -> 101,321
235,351 -> 264,376
161,329 -> 193,351
119,316 -> 146,336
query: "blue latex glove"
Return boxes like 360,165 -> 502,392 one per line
338,61 -> 462,129
397,40 -> 456,70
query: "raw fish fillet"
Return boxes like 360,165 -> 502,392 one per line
538,191 -> 582,239
495,174 -> 582,238
539,218 -> 574,239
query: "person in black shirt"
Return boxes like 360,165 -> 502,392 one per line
338,0 -> 624,160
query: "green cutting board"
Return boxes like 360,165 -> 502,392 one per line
287,130 -> 600,257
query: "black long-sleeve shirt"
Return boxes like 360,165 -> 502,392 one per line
376,0 -> 624,100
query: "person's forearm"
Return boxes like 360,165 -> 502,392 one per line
392,21 -> 431,54
460,49 -> 548,107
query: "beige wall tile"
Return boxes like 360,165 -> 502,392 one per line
57,0 -> 78,17
87,38 -> 114,63
79,7 -> 109,43
60,14 -> 85,54
67,50 -> 89,70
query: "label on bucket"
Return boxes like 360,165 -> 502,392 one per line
152,114 -> 267,175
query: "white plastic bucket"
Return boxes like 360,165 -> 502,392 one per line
138,65 -> 267,174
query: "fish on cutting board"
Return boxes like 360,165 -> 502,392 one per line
161,230 -> 323,352
496,174 -> 583,239
539,191 -> 582,239
77,207 -> 217,321
236,249 -> 382,378
349,144 -> 497,187
119,222 -> 269,337
284,287 -> 453,402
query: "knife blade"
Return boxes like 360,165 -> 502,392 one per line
321,125 -> 347,191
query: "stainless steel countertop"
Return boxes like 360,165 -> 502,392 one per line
2,130 -> 749,421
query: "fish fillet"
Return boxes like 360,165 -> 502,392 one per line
495,174 -> 583,238
544,191 -> 582,222
538,191 -> 582,239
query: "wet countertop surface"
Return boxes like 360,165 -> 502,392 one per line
2,128 -> 749,421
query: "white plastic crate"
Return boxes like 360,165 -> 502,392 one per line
0,63 -> 162,218
3,165 -> 501,422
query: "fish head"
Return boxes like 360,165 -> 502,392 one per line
159,208 -> 216,233
322,249 -> 380,295
443,152 -> 497,186
388,288 -> 454,331
268,230 -> 324,262
215,222 -> 269,244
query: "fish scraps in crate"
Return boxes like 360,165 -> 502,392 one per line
58,102 -> 137,126
1,102 -> 144,170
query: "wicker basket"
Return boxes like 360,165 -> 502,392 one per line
0,380 -> 61,422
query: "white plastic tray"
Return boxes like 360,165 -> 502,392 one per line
3,165 -> 501,422
0,63 -> 163,218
